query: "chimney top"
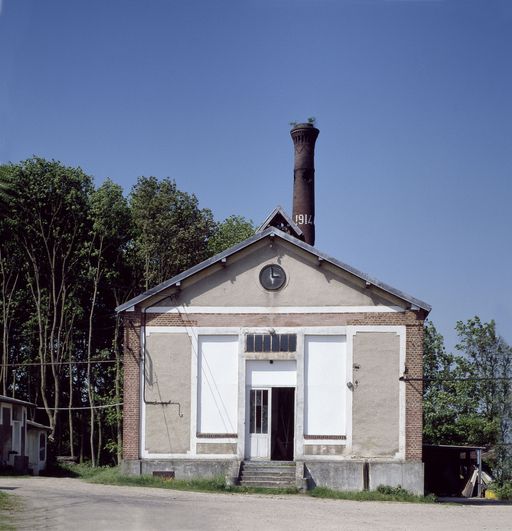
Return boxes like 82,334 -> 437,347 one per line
290,122 -> 318,133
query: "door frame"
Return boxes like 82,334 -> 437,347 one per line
245,385 -> 297,461
245,387 -> 272,460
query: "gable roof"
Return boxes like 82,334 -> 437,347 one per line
256,206 -> 303,239
116,227 -> 431,313
0,394 -> 35,407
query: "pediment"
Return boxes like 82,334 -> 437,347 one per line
146,239 -> 407,311
257,206 -> 303,240
117,227 -> 430,314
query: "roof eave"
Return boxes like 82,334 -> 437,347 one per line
0,394 -> 36,407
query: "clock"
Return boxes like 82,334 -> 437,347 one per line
259,264 -> 286,290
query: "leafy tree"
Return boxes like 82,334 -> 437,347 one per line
7,158 -> 93,442
455,318 -> 509,420
0,166 -> 23,393
0,162 -> 264,465
0,165 -> 17,219
207,215 -> 255,256
455,317 -> 512,482
84,179 -> 131,465
130,176 -> 215,290
0,227 -> 21,395
424,319 -> 512,482
423,322 -> 484,444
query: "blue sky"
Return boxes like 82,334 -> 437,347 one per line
1,0 -> 511,351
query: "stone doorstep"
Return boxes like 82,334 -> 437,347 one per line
242,460 -> 295,466
242,464 -> 295,469
241,469 -> 296,477
240,480 -> 297,488
239,461 -> 299,489
241,468 -> 296,474
242,464 -> 295,471
241,474 -> 296,481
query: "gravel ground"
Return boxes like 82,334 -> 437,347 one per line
1,476 -> 511,531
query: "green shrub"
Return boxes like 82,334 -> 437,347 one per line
376,485 -> 412,496
309,485 -> 436,503
491,481 -> 512,500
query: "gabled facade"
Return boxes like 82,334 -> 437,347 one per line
118,123 -> 430,493
118,227 -> 430,493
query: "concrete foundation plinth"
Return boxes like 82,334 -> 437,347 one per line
304,460 -> 424,495
305,461 -> 364,491
121,459 -> 240,484
369,461 -> 424,495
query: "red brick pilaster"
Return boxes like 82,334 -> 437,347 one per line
405,319 -> 424,461
122,311 -> 141,460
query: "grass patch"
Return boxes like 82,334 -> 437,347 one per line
309,485 -> 436,503
54,464 -> 435,502
0,491 -> 21,531
57,463 -> 299,495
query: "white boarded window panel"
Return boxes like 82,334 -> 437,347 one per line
198,336 -> 238,434
305,335 -> 346,436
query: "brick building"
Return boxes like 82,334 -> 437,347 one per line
116,124 -> 430,493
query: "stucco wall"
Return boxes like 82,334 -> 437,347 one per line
351,332 -> 400,457
145,240 -> 405,310
144,333 -> 191,454
123,311 -> 424,462
304,445 -> 348,456
196,443 -> 237,454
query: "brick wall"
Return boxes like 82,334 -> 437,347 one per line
145,310 -> 422,328
122,308 -> 425,462
123,312 -> 141,460
405,321 -> 424,461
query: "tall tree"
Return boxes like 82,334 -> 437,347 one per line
0,165 -> 21,394
424,318 -> 512,482
0,162 -> 263,464
0,218 -> 21,395
455,317 -> 512,482
84,179 -> 131,465
130,176 -> 215,290
0,165 -> 15,218
8,158 -> 92,443
207,215 -> 255,256
423,322 -> 481,444
455,317 -> 509,421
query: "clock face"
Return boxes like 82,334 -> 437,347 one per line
259,264 -> 286,290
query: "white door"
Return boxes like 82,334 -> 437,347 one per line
246,388 -> 271,459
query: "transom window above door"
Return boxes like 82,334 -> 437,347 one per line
246,333 -> 297,353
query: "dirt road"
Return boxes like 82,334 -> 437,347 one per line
1,476 -> 511,531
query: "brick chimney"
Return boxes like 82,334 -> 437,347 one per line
290,122 -> 319,246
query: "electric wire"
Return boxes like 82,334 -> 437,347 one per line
36,403 -> 123,411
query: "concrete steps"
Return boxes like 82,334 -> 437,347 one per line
239,461 -> 296,489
